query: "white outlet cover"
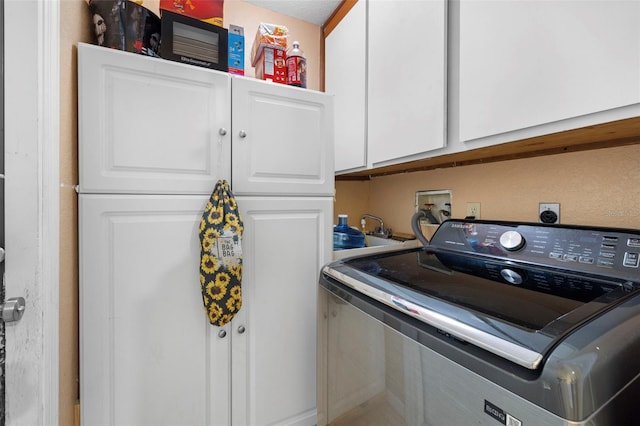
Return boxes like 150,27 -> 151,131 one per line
466,202 -> 481,219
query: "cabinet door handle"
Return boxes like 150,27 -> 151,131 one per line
237,325 -> 246,334
218,329 -> 227,338
238,130 -> 247,138
218,128 -> 227,136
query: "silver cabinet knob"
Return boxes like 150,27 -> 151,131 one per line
238,130 -> 247,138
1,297 -> 25,323
0,247 -> 4,263
218,329 -> 227,338
237,325 -> 246,334
218,128 -> 227,136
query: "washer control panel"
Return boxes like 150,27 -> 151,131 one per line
430,219 -> 640,281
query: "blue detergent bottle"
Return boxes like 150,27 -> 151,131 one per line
333,214 -> 366,250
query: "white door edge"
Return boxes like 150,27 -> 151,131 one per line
4,0 -> 60,424
41,1 -> 61,424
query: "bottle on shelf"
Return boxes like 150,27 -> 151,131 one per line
333,214 -> 365,250
286,41 -> 307,88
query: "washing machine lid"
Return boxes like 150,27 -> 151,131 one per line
323,221 -> 640,370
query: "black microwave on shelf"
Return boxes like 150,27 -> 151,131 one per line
160,10 -> 228,72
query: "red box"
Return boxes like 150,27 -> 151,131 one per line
160,0 -> 224,27
254,47 -> 287,84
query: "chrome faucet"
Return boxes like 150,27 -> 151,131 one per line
360,214 -> 391,238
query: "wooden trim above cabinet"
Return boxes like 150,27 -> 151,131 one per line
336,116 -> 640,180
323,0 -> 359,38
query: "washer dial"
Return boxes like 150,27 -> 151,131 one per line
500,268 -> 523,285
500,230 -> 525,251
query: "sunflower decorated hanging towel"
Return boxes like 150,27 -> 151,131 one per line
199,180 -> 244,326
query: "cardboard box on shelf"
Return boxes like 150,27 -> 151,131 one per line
250,23 -> 288,66
254,46 -> 287,84
228,25 -> 244,75
160,0 -> 224,27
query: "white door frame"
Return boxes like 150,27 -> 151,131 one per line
4,1 -> 60,424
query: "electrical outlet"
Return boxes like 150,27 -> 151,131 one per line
539,203 -> 560,224
466,202 -> 481,219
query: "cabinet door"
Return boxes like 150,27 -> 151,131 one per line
79,194 -> 231,426
459,1 -> 640,142
367,0 -> 447,166
231,77 -> 334,196
325,0 -> 367,173
78,43 -> 231,194
232,196 -> 333,426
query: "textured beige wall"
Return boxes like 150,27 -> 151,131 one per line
60,2 -> 92,425
333,180 -> 370,229
60,2 -> 322,425
336,144 -> 640,236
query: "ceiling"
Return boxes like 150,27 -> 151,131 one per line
243,0 -> 342,26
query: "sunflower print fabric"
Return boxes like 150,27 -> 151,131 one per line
199,180 -> 244,326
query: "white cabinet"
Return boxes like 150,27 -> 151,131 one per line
231,78 -> 334,196
325,0 -> 367,172
79,195 -> 332,426
234,196 -> 333,425
79,195 -> 232,426
78,42 -> 333,426
367,0 -> 447,166
325,0 -> 447,173
79,43 -> 334,197
459,0 -> 640,144
78,43 -> 232,195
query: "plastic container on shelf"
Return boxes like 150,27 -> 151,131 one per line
333,214 -> 365,250
286,41 -> 307,88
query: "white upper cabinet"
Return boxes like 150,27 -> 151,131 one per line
325,0 -> 447,173
325,0 -> 367,172
79,43 -> 334,196
231,78 -> 334,196
459,0 -> 640,143
78,43 -> 231,194
367,0 -> 447,166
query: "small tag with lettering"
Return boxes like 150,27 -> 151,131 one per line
212,231 -> 242,269
484,400 -> 521,426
